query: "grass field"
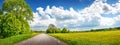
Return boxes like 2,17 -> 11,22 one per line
50,30 -> 120,45
0,33 -> 38,45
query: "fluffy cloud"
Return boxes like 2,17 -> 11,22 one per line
30,0 -> 120,30
113,15 -> 120,26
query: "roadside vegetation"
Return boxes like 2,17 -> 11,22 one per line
46,24 -> 70,33
50,30 -> 120,45
0,0 -> 37,45
0,33 -> 38,45
0,0 -> 33,38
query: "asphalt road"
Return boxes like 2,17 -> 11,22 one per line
15,33 -> 67,45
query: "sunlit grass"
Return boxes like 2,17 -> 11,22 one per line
50,30 -> 120,45
0,33 -> 39,45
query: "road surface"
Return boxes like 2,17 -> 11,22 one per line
15,33 -> 67,45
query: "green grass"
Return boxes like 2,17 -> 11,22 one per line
50,30 -> 120,45
0,33 -> 38,45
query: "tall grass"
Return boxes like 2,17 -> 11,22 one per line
50,30 -> 120,45
0,33 -> 38,45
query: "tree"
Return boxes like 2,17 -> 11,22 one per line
2,0 -> 33,21
55,28 -> 61,33
46,28 -> 54,33
46,24 -> 61,33
48,24 -> 56,28
0,0 -> 32,38
61,27 -> 69,33
46,28 -> 61,33
0,13 -> 22,38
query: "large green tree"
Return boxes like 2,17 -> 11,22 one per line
0,0 -> 33,38
0,13 -> 31,38
0,13 -> 21,38
2,0 -> 33,21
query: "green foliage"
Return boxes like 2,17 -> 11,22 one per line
46,27 -> 70,33
89,27 -> 120,32
19,20 -> 31,34
55,28 -> 61,33
2,0 -> 33,21
0,9 -> 2,15
0,34 -> 38,45
0,13 -> 20,38
61,27 -> 69,33
0,13 -> 31,38
46,28 -> 56,33
46,28 -> 53,33
46,28 -> 61,33
0,0 -> 33,38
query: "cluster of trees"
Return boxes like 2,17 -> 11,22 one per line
46,24 -> 70,33
90,27 -> 120,32
61,27 -> 70,33
46,27 -> 70,33
46,28 -> 61,33
0,0 -> 33,38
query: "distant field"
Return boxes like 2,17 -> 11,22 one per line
50,30 -> 120,45
0,33 -> 38,45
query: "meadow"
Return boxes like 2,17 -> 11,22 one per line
50,30 -> 120,45
0,33 -> 38,45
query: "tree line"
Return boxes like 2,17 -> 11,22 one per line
46,24 -> 70,33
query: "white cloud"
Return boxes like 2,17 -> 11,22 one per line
100,17 -> 115,26
30,12 -> 56,30
113,15 -> 120,26
81,0 -> 120,15
30,0 -> 120,30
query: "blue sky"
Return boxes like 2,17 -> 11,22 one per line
25,0 -> 95,12
0,0 -> 120,31
0,0 -> 118,11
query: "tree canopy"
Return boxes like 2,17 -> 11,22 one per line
0,0 -> 32,38
46,24 -> 61,33
46,24 -> 70,33
46,28 -> 61,33
0,13 -> 21,37
2,0 -> 33,21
